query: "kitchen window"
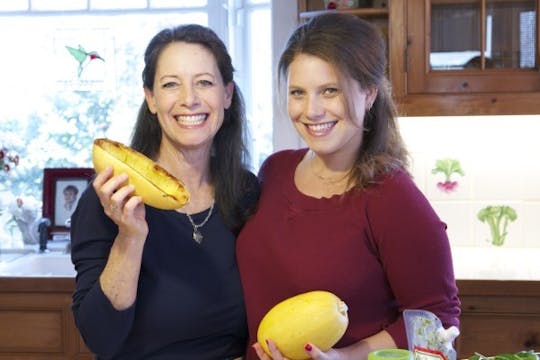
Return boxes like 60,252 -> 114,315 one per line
0,0 -> 272,219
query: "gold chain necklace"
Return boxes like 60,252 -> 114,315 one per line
309,157 -> 350,184
185,200 -> 215,244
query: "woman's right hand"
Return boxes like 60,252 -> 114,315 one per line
93,166 -> 148,240
253,341 -> 286,360
94,166 -> 148,310
253,339 -> 357,360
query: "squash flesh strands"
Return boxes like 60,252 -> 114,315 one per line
92,138 -> 190,210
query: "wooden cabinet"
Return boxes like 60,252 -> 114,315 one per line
297,0 -> 540,116
297,1 -> 389,22
296,1 -> 390,50
1,276 -> 540,358
0,277 -> 93,360
455,280 -> 540,359
403,0 -> 540,116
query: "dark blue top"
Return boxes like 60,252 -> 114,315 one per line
70,178 -> 258,360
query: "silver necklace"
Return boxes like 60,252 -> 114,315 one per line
186,200 -> 215,244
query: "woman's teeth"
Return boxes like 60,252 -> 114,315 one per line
175,114 -> 207,125
307,121 -> 336,135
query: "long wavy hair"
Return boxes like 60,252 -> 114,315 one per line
131,24 -> 254,233
278,13 -> 409,189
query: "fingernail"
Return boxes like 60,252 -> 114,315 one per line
304,343 -> 312,351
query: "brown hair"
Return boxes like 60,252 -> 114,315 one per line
130,24 -> 255,233
278,13 -> 409,189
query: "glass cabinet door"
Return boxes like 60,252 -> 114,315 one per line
407,0 -> 539,94
430,0 -> 536,71
486,0 -> 536,69
430,0 -> 482,70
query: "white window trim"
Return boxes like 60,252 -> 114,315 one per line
271,0 -> 303,152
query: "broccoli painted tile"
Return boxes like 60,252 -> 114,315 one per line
477,205 -> 518,246
473,202 -> 523,248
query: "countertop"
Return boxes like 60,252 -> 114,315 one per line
451,247 -> 540,281
1,243 -> 539,281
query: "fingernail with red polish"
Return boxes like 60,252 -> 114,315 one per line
304,343 -> 312,352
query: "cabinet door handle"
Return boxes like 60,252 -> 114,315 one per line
523,334 -> 538,348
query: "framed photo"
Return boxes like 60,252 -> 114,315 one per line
42,168 -> 95,238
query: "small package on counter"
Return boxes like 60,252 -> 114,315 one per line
404,309 -> 460,360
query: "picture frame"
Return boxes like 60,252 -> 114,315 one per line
42,168 -> 95,239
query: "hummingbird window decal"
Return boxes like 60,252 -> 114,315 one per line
65,45 -> 104,78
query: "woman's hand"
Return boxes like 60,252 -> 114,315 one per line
253,340 -> 287,360
94,166 -> 148,240
253,340 -> 345,360
252,327 -> 396,360
94,166 -> 148,310
253,340 -> 367,360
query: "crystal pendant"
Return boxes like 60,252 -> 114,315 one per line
193,229 -> 203,244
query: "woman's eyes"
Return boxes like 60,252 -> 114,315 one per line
289,89 -> 304,97
197,79 -> 214,87
289,87 -> 339,97
162,81 -> 176,88
161,79 -> 214,89
322,87 -> 339,96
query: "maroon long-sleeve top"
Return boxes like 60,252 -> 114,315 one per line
236,149 -> 460,360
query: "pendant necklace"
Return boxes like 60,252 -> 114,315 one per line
185,200 -> 215,244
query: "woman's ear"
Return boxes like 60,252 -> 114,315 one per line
224,82 -> 234,110
366,86 -> 378,110
144,87 -> 157,114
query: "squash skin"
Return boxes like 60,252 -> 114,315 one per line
257,290 -> 349,360
92,138 -> 190,210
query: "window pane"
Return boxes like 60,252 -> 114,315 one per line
0,0 -> 28,11
90,0 -> 147,10
430,0 -> 481,70
31,0 -> 87,11
0,2 -> 273,247
150,0 -> 206,7
246,7 -> 272,170
0,12 -> 207,203
486,0 -> 536,69
520,11 -> 536,68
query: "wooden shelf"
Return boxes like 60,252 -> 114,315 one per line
299,7 -> 389,21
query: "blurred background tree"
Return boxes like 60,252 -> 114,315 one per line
1,90 -> 115,198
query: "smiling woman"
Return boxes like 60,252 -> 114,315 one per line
68,22 -> 262,359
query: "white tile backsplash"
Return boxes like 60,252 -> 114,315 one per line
431,201 -> 474,247
399,115 -> 540,248
520,202 -> 540,247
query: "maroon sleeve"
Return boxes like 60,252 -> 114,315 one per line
367,171 -> 461,348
